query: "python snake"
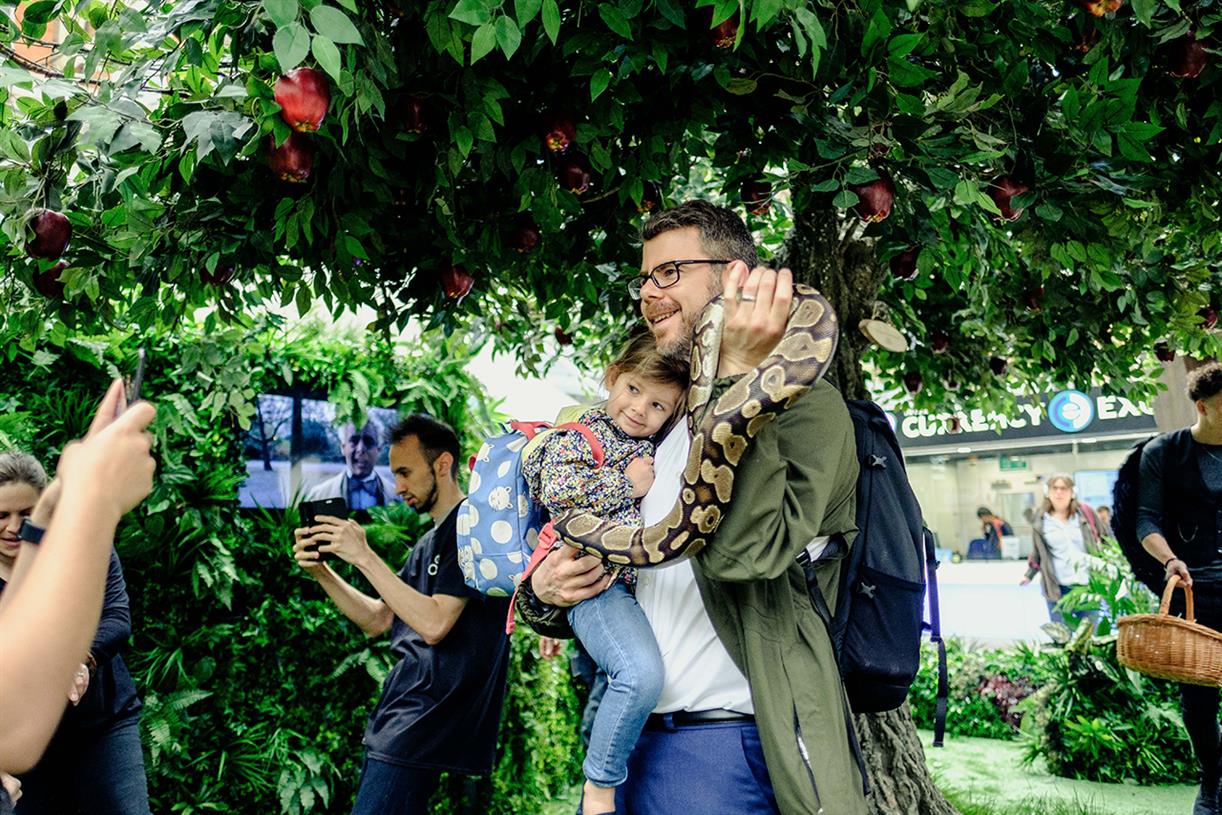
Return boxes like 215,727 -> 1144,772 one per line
550,284 -> 839,566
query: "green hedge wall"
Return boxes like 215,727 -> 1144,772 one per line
0,320 -> 583,813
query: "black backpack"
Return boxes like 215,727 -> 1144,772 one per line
803,400 -> 947,744
1112,436 -> 1165,595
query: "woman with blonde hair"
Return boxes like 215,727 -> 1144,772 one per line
1020,473 -> 1102,623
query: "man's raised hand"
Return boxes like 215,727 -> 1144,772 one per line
717,265 -> 794,378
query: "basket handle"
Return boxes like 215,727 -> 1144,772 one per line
1159,574 -> 1195,623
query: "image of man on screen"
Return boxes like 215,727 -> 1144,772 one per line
304,417 -> 397,511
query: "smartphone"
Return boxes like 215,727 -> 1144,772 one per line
300,497 -> 348,562
126,348 -> 146,406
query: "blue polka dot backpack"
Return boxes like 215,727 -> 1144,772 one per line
456,420 -> 603,630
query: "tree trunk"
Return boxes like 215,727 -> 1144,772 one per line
782,204 -> 959,815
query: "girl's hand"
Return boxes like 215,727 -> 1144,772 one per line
626,456 -> 655,498
538,636 -> 563,660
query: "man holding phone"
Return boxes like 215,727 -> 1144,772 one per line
292,414 -> 511,815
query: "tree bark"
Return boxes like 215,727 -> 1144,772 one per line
782,204 -> 959,815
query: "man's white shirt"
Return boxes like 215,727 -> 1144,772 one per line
636,420 -> 753,714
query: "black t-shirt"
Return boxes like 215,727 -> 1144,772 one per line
362,503 -> 512,773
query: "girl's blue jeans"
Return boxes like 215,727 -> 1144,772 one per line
568,580 -> 665,788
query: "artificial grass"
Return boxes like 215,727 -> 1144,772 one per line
921,730 -> 1197,815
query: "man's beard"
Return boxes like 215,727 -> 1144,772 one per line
653,276 -> 721,362
416,473 -> 439,514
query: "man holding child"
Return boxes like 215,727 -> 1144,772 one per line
521,201 -> 869,814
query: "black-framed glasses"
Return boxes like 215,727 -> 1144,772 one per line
627,259 -> 731,300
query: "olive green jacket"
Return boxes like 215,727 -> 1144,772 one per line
691,378 -> 868,815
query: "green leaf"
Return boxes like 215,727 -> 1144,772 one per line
958,0 -> 996,16
495,16 -> 522,58
311,34 -> 342,80
541,0 -> 560,43
752,0 -> 783,28
450,0 -> 492,26
454,125 -> 474,158
273,23 -> 311,72
810,178 -> 839,192
309,5 -> 363,45
590,68 -> 612,100
599,5 -> 633,39
264,0 -> 299,27
723,77 -> 757,94
862,9 -> 891,56
1131,0 -> 1156,26
925,166 -> 959,190
514,0 -> 542,27
471,21 -> 497,62
334,0 -> 357,11
833,189 -> 859,209
656,0 -> 685,27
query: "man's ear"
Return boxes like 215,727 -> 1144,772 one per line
435,451 -> 454,480
721,259 -> 751,290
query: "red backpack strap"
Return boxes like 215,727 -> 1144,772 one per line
509,420 -> 554,440
553,422 -> 605,467
505,522 -> 560,635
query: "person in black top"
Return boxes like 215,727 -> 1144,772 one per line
293,414 -> 512,815
0,450 -> 151,815
1136,362 -> 1222,815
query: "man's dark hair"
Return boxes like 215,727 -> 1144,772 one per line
976,506 -> 993,518
1188,362 -> 1222,402
389,413 -> 460,478
640,200 -> 760,268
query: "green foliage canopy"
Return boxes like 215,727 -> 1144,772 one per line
1,0 -> 1220,406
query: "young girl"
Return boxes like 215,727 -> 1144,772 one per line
521,332 -> 687,815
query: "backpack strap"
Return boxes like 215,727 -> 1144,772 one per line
511,420 -> 605,468
506,522 -> 560,635
923,528 -> 948,748
552,422 -> 605,467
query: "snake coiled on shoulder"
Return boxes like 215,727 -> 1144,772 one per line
551,284 -> 839,566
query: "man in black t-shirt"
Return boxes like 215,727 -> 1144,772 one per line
293,414 -> 511,815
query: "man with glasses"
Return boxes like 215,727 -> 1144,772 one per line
519,201 -> 868,814
305,416 -> 399,512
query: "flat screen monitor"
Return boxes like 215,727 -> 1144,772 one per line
238,392 -> 401,510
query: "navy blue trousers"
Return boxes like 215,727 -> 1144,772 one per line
350,755 -> 440,815
613,718 -> 778,814
16,717 -> 149,815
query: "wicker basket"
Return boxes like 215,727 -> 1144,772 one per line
1117,576 -> 1222,687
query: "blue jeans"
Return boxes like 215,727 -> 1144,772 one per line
614,718 -> 778,814
16,717 -> 150,814
350,755 -> 440,815
568,581 -> 664,788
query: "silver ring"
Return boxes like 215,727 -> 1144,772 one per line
738,294 -> 757,303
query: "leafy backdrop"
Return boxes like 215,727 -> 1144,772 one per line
0,319 -> 583,814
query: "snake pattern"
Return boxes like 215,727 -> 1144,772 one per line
550,284 -> 839,566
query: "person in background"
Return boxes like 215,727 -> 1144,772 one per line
304,415 -> 397,511
293,414 -> 511,815
1135,362 -> 1222,815
0,451 -> 151,815
1095,505 -> 1114,538
976,507 -> 1013,559
1020,474 -> 1102,625
0,381 -> 155,789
